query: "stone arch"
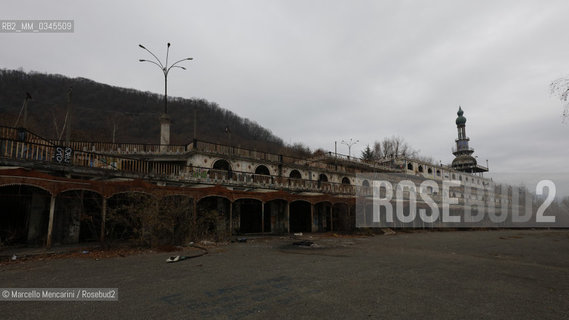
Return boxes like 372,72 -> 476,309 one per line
211,159 -> 233,180
418,165 -> 424,173
362,180 -> 370,187
341,177 -> 351,185
253,165 -> 272,184
407,163 -> 413,170
0,182 -> 53,196
255,165 -> 270,176
289,170 -> 302,179
212,159 -> 232,171
107,190 -> 157,201
318,174 -> 328,182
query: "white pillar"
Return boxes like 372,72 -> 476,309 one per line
46,195 -> 56,249
160,114 -> 171,152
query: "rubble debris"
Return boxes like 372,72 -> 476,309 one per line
293,233 -> 303,236
381,228 -> 396,235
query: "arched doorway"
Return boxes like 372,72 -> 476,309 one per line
197,196 -> 231,240
254,165 -> 271,184
233,199 -> 263,233
255,165 -> 270,175
289,170 -> 301,179
332,203 -> 353,232
212,159 -> 232,180
265,199 -> 287,233
289,201 -> 311,233
0,185 -> 51,246
315,201 -> 332,232
213,159 -> 231,171
54,190 -> 103,244
106,192 -> 154,243
157,195 -> 194,246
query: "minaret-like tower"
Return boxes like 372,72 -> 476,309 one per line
451,107 -> 488,173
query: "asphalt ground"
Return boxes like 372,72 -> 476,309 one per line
1,229 -> 568,319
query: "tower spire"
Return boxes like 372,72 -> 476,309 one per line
451,106 -> 488,173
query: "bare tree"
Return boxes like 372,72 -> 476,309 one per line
550,77 -> 569,122
372,143 -> 382,160
373,136 -> 417,159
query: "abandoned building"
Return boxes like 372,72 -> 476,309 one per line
0,107 -> 495,248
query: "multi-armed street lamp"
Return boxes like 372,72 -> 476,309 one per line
341,138 -> 359,158
139,43 -> 192,147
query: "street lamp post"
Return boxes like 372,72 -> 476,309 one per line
341,138 -> 359,159
139,43 -> 192,147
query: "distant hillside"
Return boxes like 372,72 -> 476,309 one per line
0,69 -> 298,154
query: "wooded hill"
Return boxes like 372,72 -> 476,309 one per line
0,69 -> 307,155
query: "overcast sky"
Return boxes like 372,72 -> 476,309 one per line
3,0 -> 569,195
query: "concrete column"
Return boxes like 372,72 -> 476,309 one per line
28,193 -> 47,243
261,202 -> 265,233
160,114 -> 171,152
229,201 -> 233,237
64,192 -> 82,244
46,195 -> 56,249
311,204 -> 316,232
330,205 -> 334,231
286,202 -> 290,233
100,197 -> 107,243
193,197 -> 197,223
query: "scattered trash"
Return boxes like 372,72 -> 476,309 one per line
200,240 -> 215,246
166,256 -> 188,263
293,240 -> 314,247
294,232 -> 303,236
381,228 -> 396,235
11,254 -> 17,261
237,238 -> 247,243
188,242 -> 194,246
165,249 -> 209,263
81,250 -> 89,254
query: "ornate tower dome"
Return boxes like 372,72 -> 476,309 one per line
455,106 -> 467,125
451,106 -> 488,173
